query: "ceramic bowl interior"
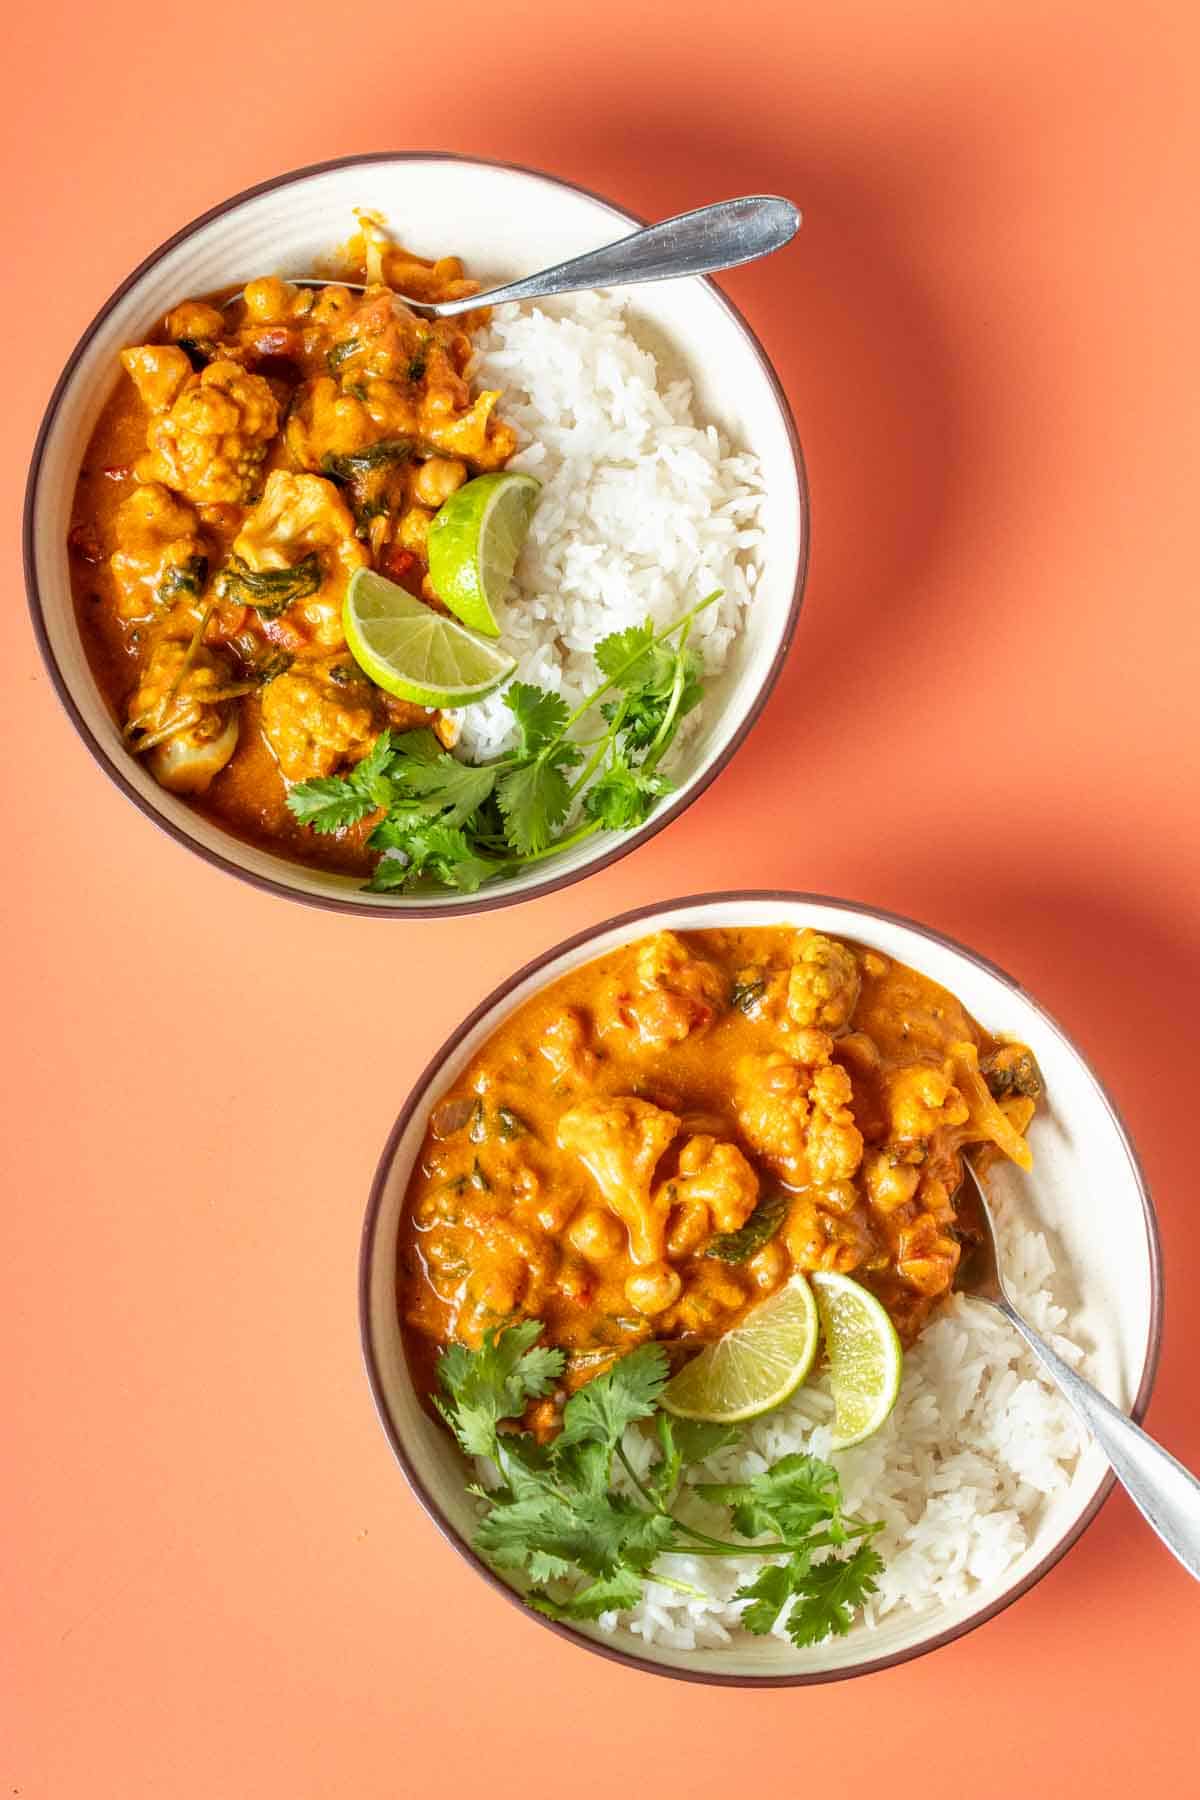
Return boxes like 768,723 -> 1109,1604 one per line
362,891 -> 1161,1682
26,154 -> 806,914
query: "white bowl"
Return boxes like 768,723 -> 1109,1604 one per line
25,154 -> 808,915
361,890 -> 1162,1682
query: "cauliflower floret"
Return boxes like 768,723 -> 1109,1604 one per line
736,1042 -> 864,1187
423,387 -> 518,468
260,655 -> 380,782
783,1192 -> 874,1276
893,1211 -> 961,1297
109,482 -> 207,621
613,931 -> 725,1047
286,375 -> 393,470
664,1135 -> 759,1236
557,1096 -> 680,1268
126,623 -> 238,795
786,929 -> 861,1034
137,360 -> 279,505
883,1063 -> 970,1143
231,471 -> 368,648
119,344 -> 194,414
805,1063 -> 864,1184
735,1050 -> 812,1181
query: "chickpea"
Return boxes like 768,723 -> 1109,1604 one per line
398,505 -> 433,553
821,1179 -> 861,1216
165,300 -> 225,342
241,277 -> 296,323
412,457 -> 468,508
625,1263 -> 683,1317
864,1150 -> 921,1215
568,1207 -> 624,1262
747,1238 -> 787,1291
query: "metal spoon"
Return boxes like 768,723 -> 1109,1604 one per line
226,196 -> 800,318
955,1158 -> 1200,1579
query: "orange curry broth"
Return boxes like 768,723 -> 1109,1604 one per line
399,927 -> 1041,1419
66,231 -> 516,876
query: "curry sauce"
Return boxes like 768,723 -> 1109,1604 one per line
399,927 -> 1042,1413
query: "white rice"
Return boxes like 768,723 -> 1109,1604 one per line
603,1186 -> 1090,1649
455,293 -> 765,763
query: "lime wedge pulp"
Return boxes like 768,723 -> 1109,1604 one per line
661,1274 -> 820,1423
343,568 -> 516,709
810,1272 -> 903,1450
426,471 -> 541,637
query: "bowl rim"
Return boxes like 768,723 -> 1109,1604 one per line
359,886 -> 1165,1685
23,151 -> 811,918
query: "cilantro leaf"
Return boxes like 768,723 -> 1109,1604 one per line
285,777 -> 379,833
399,756 -> 497,828
505,683 -> 571,755
364,853 -> 413,892
555,1344 -> 669,1453
697,1453 -> 847,1542
530,1566 -> 646,1621
734,1561 -> 799,1636
435,1321 -> 564,1458
593,621 -> 661,688
669,1418 -> 741,1465
476,1489 -> 673,1580
387,728 -> 443,766
496,748 -> 580,855
785,1544 -> 883,1646
353,726 -> 398,790
582,762 -> 672,830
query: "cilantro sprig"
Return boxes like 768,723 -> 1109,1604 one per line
284,593 -> 718,893
436,1323 -> 884,1645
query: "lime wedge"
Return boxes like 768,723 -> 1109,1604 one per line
426,471 -> 541,636
344,568 -> 516,708
661,1275 -> 820,1423
810,1272 -> 903,1449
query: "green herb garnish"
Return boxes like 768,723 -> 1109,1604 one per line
216,552 -> 322,617
285,592 -> 719,893
436,1323 -> 883,1642
704,1192 -> 790,1263
156,554 -> 208,607
730,976 -> 768,1015
320,440 -> 412,482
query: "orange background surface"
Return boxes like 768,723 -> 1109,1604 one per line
4,2 -> 1199,1794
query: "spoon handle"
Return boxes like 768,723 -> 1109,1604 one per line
431,196 -> 801,317
998,1296 -> 1200,1579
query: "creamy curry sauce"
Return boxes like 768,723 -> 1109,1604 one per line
399,927 -> 1042,1421
67,222 -> 515,875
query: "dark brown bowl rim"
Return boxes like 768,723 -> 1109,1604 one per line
23,152 -> 810,918
360,887 -> 1165,1685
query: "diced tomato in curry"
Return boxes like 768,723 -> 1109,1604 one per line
399,928 -> 1042,1418
67,219 -> 517,876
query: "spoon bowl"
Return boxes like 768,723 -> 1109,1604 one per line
956,1158 -> 1200,1580
225,195 -> 801,317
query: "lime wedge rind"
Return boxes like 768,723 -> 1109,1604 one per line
810,1271 -> 903,1450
